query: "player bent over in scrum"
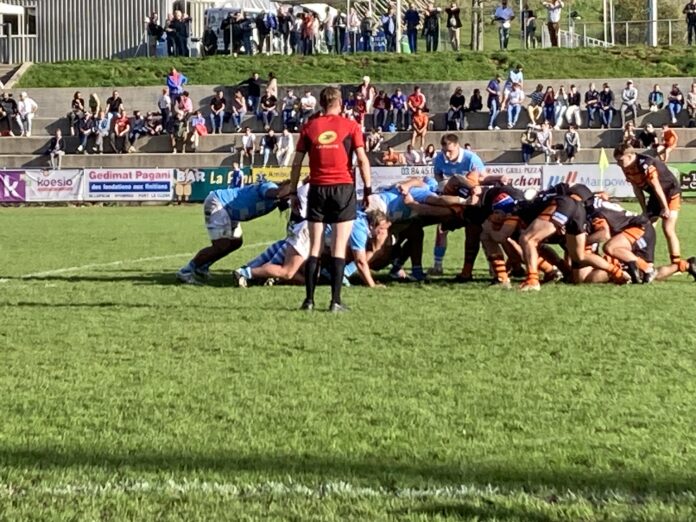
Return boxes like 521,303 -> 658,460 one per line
348,210 -> 392,287
176,181 -> 291,284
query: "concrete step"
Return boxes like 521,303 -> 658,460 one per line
5,147 -> 695,169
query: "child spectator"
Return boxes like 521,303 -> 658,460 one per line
658,124 -> 678,162
537,120 -> 557,163
187,110 -> 208,152
563,124 -> 580,164
240,126 -> 255,167
667,83 -> 684,125
411,107 -> 429,149
276,127 -> 294,167
229,162 -> 244,188
169,111 -> 188,154
381,145 -> 404,165
167,67 -> 188,104
128,110 -> 149,152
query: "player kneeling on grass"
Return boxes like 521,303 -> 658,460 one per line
176,181 -> 291,284
519,183 -> 630,291
614,143 -> 696,279
347,209 -> 392,288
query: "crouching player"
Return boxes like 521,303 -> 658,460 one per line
176,180 -> 290,284
348,209 -> 392,287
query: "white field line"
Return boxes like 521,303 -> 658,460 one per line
0,241 -> 271,284
0,479 -> 694,503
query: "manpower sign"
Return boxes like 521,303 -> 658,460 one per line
83,169 -> 173,201
542,164 -> 634,198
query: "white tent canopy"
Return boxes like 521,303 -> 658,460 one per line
0,3 -> 24,16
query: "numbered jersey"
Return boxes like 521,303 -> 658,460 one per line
589,198 -> 649,235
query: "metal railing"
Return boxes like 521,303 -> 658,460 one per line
551,19 -> 686,48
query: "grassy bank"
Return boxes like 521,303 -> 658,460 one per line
17,46 -> 696,88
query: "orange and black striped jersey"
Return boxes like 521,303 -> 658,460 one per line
620,153 -> 679,195
589,200 -> 649,235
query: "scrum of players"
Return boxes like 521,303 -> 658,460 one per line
176,134 -> 696,291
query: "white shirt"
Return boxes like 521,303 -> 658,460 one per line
242,133 -> 256,149
301,95 -> 316,110
282,95 -> 297,111
158,94 -> 171,110
509,89 -> 525,105
19,97 -> 38,116
494,6 -> 514,21
622,87 -> 638,105
279,133 -> 294,151
545,1 -> 563,23
404,149 -> 422,165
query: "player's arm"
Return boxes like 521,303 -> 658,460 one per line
586,218 -> 610,246
647,175 -> 670,218
353,249 -> 379,287
355,146 -> 372,206
489,219 -> 519,245
289,150 -> 305,193
396,176 -> 426,194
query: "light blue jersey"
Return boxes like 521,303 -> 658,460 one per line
432,148 -> 485,178
349,211 -> 370,252
378,189 -> 412,223
410,176 -> 438,203
213,182 -> 278,222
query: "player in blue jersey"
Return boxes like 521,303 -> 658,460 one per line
176,181 -> 291,284
348,209 -> 391,287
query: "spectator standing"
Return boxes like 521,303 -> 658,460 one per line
291,13 -> 304,54
88,93 -> 101,116
158,88 -> 172,132
648,84 -> 664,112
263,9 -> 278,54
585,82 -> 599,128
324,7 -> 336,53
229,162 -> 244,188
46,129 -> 65,169
667,83 -> 684,124
445,2 -> 462,51
494,0 -> 515,50
164,13 -> 176,56
147,12 -> 165,57
128,110 -> 149,152
598,83 -> 615,129
522,3 -> 537,48
67,91 -> 85,136
554,85 -> 568,129
411,108 -> 429,149
542,1 -> 563,47
565,84 -> 582,127
261,128 -> 278,167
619,80 -> 638,127
360,11 -> 374,52
238,72 -> 265,117
260,89 -> 278,130
406,86 -> 426,130
231,89 -> 247,132
267,72 -> 278,98
422,5 -> 441,52
353,92 -> 367,129
334,10 -> 347,53
487,75 -> 502,130
240,12 -> 254,55
0,93 -> 17,136
447,87 -> 466,130
507,83 -> 525,128
686,82 -> 696,126
17,91 -> 38,137
348,8 -> 361,52
277,127 -> 294,166
404,3 -> 420,52
381,7 -> 397,53
563,124 -> 580,163
221,12 -> 234,54
210,90 -> 226,134
278,8 -> 292,55
537,120 -> 557,163
658,124 -> 678,162
359,76 -> 377,115
684,0 -> 696,45
300,90 -> 317,125
169,112 -> 188,153
389,88 -> 407,130
527,84 -> 544,123
169,10 -> 190,57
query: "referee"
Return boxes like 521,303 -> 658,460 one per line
289,86 -> 372,312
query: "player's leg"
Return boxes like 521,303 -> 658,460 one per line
457,223 -> 481,282
329,220 -> 353,308
234,240 -> 288,287
302,221 -> 325,309
519,218 -> 557,290
250,245 -> 305,282
430,225 -> 448,275
481,222 -> 510,287
568,233 -> 628,284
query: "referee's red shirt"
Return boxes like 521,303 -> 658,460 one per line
296,114 -> 364,185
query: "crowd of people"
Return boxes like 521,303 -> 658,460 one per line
175,88 -> 696,308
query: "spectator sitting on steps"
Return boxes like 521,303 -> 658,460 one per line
381,145 -> 404,165
170,111 -> 188,154
128,110 -> 149,153
17,91 -> 38,138
46,129 -> 65,170
68,91 -> 85,136
187,110 -> 208,152
648,84 -> 664,112
76,113 -> 95,154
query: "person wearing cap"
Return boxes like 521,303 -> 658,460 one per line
17,91 -> 38,137
493,0 -> 515,50
619,80 -> 638,127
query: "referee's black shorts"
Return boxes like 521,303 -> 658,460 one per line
307,183 -> 357,224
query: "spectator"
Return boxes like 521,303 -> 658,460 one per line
348,8 -> 361,52
366,127 -> 384,152
0,93 -> 17,135
67,91 -> 85,136
527,83 -> 544,124
658,124 -> 678,162
334,9 -> 347,53
411,108 -> 429,149
105,90 -> 122,121
353,92 -> 367,129
520,124 -> 538,164
157,88 -> 171,132
210,90 -> 226,134
147,12 -> 165,57
381,6 -> 397,52
169,10 -> 190,57
259,89 -> 278,130
281,89 -> 298,129
278,8 -> 292,55
554,85 -> 568,129
267,72 -> 278,99
389,88 -> 407,130
404,144 -> 423,165
648,84 -> 664,112
169,111 -> 188,154
260,128 -> 277,167
220,12 -> 234,54
503,64 -> 524,104
585,82 -> 599,128
360,11 -> 374,52
240,126 -> 255,167
277,127 -> 294,167
291,13 -> 303,54
565,84 -> 582,127
372,90 -> 390,131
76,113 -> 95,153
262,10 -> 278,55
447,87 -> 466,131
542,86 -> 556,124
46,129 -> 65,169
685,0 -> 696,45
17,91 -> 38,137
381,145 -> 404,165
563,124 -> 580,164
667,83 -> 684,124
638,123 -> 658,150
507,83 -> 525,129
93,110 -> 110,154
423,143 -> 436,164
445,2 -> 462,51
231,89 -> 247,132
145,112 -> 163,135
111,110 -> 131,154
167,67 -> 187,104
343,92 -> 356,120
404,3 -> 420,52
619,80 -> 638,127
598,83 -> 615,129
300,89 -> 317,125
127,110 -> 149,152
164,13 -> 176,56
537,120 -> 557,163
359,76 -> 377,115
202,25 -> 218,57
176,90 -> 193,119
422,4 -> 441,52
88,93 -> 101,116
406,86 -> 426,131
239,72 -> 264,116
487,75 -> 502,130
522,3 -> 537,48
542,0 -> 563,47
623,121 -> 639,148
687,82 -> 696,126
493,0 -> 515,50
323,7 -> 336,53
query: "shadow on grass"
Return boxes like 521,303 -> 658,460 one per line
4,273 -> 231,287
0,447 -> 694,499
395,501 -> 555,521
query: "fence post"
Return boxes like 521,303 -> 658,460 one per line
624,21 -> 629,45
582,23 -> 586,47
668,20 -> 673,46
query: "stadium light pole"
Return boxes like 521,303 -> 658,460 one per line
648,0 -> 657,47
396,0 -> 402,52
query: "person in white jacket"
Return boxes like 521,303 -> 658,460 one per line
17,91 -> 38,137
277,127 -> 294,167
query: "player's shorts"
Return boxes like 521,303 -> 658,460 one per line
647,191 -> 681,219
630,224 -> 656,263
537,196 -> 586,235
286,221 -> 310,259
203,193 -> 242,241
307,183 -> 356,224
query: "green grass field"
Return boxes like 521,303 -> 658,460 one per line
2,204 -> 696,521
